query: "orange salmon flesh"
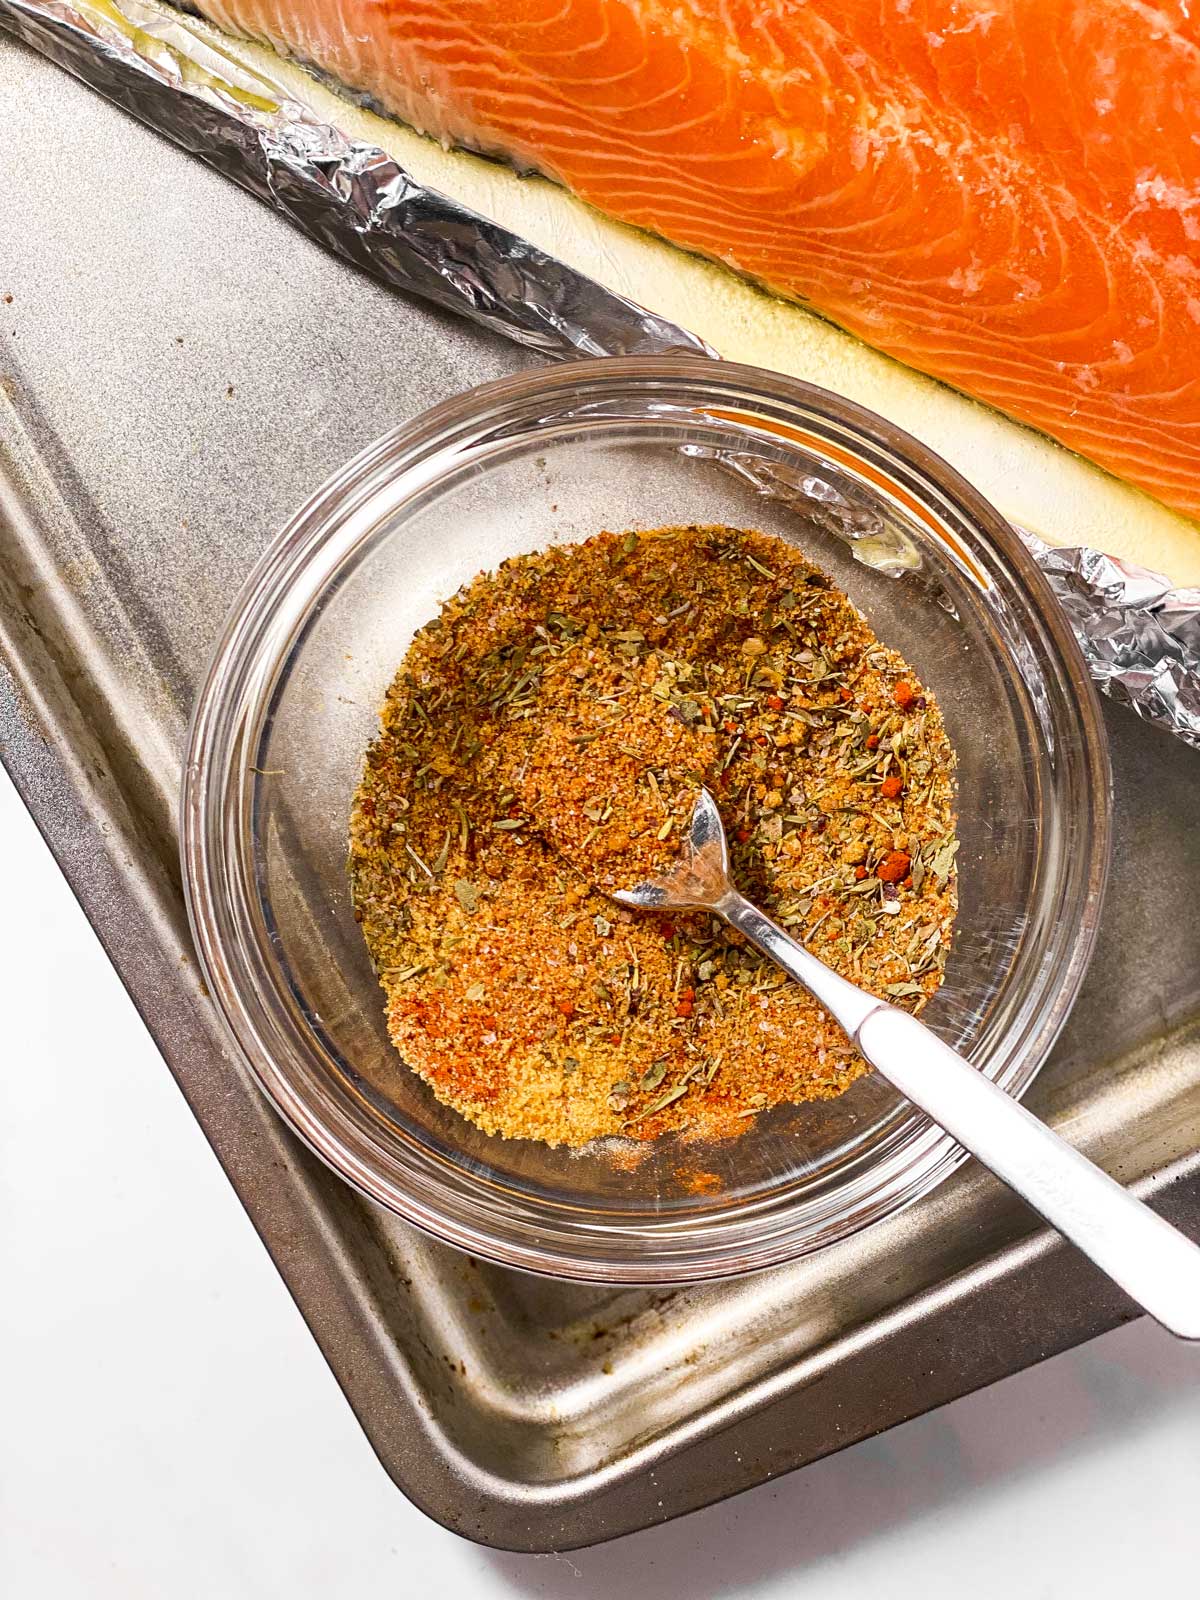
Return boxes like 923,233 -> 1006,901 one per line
193,0 -> 1200,518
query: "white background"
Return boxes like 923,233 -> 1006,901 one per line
2,761 -> 1197,1597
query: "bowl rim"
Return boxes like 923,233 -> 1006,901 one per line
180,354 -> 1112,1282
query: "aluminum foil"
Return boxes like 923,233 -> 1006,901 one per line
1018,532 -> 1200,752
0,0 -> 710,361
4,0 -> 1199,753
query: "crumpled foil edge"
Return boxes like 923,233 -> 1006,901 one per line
5,0 -> 1199,754
1016,531 -> 1200,752
0,0 -> 711,362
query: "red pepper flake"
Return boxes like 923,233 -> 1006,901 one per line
894,680 -> 917,710
902,875 -> 914,889
879,774 -> 904,799
753,733 -> 768,745
723,719 -> 739,733
866,734 -> 879,750
765,694 -> 785,712
840,687 -> 853,703
608,1033 -> 623,1047
674,999 -> 694,1018
736,827 -> 752,843
854,865 -> 868,881
679,987 -> 696,1003
877,850 -> 911,883
555,999 -> 576,1018
658,920 -> 676,940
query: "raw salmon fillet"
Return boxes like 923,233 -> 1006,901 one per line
193,0 -> 1200,517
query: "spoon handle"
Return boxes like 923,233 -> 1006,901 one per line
856,1006 -> 1200,1340
723,891 -> 1200,1340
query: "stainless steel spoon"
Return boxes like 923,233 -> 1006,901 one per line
613,788 -> 1200,1340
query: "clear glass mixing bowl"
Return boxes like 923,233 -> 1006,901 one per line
181,357 -> 1110,1281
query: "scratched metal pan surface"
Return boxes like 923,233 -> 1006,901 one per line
2,42 -> 1199,1553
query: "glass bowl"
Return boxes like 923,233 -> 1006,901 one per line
181,357 -> 1110,1282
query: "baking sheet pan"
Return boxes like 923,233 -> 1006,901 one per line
2,39 -> 1199,1550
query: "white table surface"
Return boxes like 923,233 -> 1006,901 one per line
2,761 -> 1197,1597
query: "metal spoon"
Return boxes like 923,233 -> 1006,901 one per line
613,788 -> 1200,1339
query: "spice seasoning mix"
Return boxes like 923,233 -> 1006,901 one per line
350,525 -> 958,1147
